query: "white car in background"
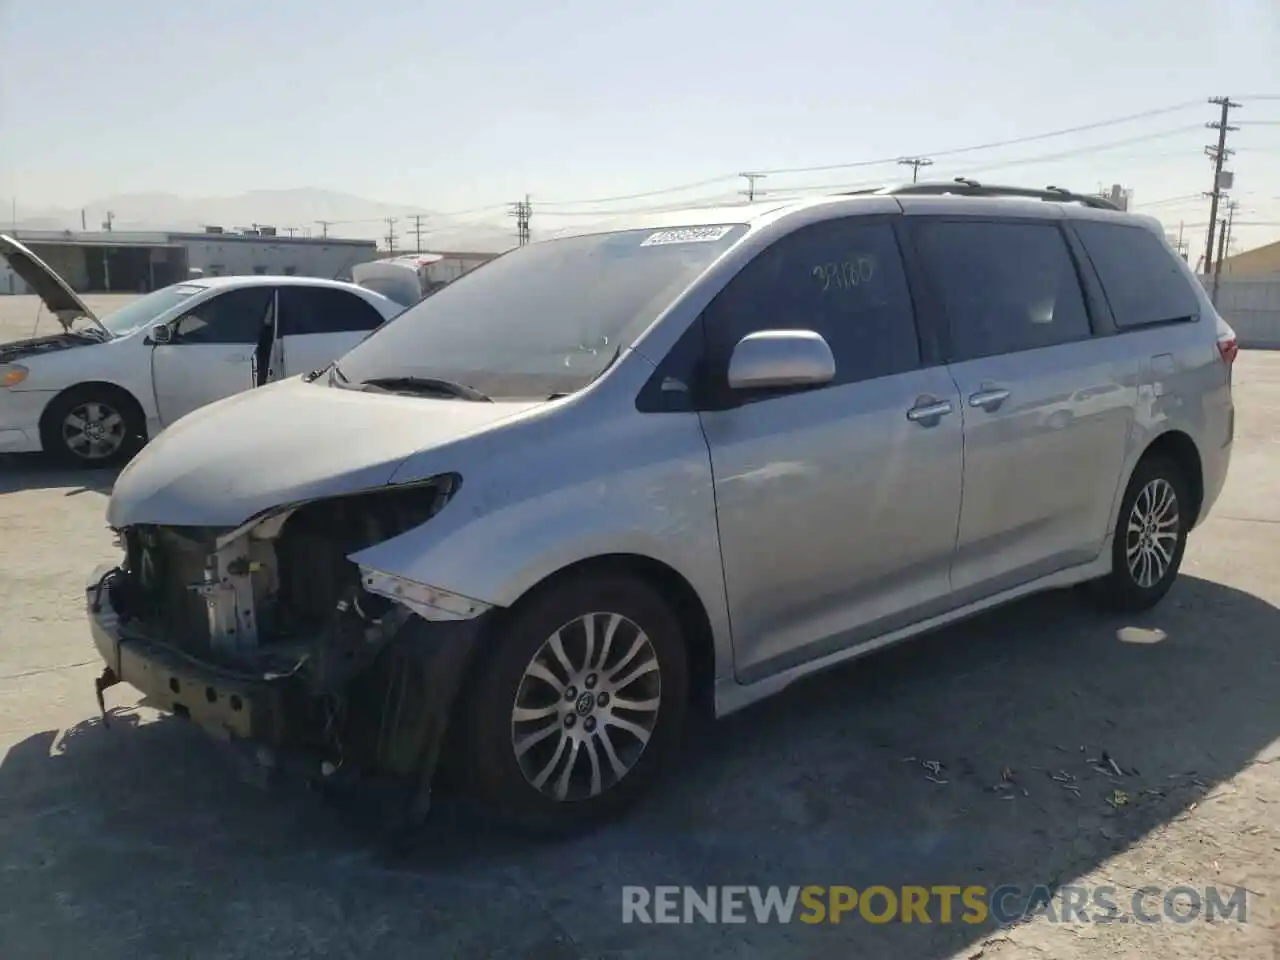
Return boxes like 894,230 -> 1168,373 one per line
0,235 -> 402,466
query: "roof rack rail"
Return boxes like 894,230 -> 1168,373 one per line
839,178 -> 1121,211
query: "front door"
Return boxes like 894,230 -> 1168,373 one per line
277,285 -> 388,377
696,216 -> 964,683
151,285 -> 275,426
906,216 -> 1135,598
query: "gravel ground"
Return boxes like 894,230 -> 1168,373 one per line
1,294 -> 1278,959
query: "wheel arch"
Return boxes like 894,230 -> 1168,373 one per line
1133,429 -> 1204,526
38,380 -> 150,450
434,550 -> 720,791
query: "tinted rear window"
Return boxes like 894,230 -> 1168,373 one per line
1073,221 -> 1201,329
911,219 -> 1092,361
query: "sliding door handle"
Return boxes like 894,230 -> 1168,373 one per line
968,388 -> 1010,411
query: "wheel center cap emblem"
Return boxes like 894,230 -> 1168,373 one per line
575,692 -> 595,716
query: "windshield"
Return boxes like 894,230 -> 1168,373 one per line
96,284 -> 205,337
332,224 -> 747,399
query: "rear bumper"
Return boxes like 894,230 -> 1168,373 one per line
0,389 -> 52,453
85,564 -> 487,817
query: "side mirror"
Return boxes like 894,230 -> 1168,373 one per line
727,330 -> 835,391
146,323 -> 173,345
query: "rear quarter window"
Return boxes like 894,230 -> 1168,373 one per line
1072,221 -> 1201,329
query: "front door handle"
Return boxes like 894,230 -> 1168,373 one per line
968,388 -> 1011,411
226,353 -> 251,363
906,398 -> 954,424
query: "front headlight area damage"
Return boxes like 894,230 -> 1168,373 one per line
90,473 -> 490,822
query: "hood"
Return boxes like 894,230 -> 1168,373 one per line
107,375 -> 541,529
0,330 -> 104,362
0,234 -> 109,336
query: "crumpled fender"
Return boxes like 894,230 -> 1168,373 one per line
348,412 -> 732,660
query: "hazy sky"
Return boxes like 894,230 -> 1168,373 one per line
1,0 -> 1278,248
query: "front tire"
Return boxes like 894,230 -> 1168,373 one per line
460,572 -> 689,833
40,385 -> 145,468
1087,456 -> 1190,612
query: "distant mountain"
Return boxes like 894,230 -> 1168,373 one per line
11,188 -> 524,253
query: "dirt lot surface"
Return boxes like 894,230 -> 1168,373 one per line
1,294 -> 1278,959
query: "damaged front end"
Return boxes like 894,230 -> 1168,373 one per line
86,473 -> 490,824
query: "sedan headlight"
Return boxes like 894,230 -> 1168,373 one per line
0,364 -> 29,388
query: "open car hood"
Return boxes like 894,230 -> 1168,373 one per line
0,234 -> 109,336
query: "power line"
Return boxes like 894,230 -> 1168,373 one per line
1202,96 -> 1241,274
534,100 -> 1205,207
740,100 -> 1208,178
383,216 -> 399,253
534,174 -> 741,208
539,128 -> 1208,217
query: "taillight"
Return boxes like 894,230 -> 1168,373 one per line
1215,317 -> 1238,366
1218,335 -> 1238,365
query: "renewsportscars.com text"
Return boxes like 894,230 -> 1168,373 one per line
621,884 -> 1250,925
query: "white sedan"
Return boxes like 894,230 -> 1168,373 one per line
0,235 -> 402,466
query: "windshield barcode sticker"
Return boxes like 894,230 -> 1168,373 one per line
640,226 -> 734,246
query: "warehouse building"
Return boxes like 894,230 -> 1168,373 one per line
1,226 -> 377,294
1219,238 -> 1280,277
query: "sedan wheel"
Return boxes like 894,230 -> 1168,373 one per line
61,400 -> 127,462
41,385 -> 145,468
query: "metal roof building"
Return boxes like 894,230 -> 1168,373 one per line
1,227 -> 377,294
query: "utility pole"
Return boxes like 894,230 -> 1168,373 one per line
1211,201 -> 1237,306
509,195 -> 532,246
383,217 -> 398,253
898,157 -> 934,183
1202,96 -> 1240,275
315,220 -> 333,239
1175,221 -> 1188,261
285,227 -> 297,238
1215,201 -> 1238,276
102,211 -> 115,232
739,172 -> 768,201
407,214 -> 426,253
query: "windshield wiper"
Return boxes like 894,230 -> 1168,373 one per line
303,361 -> 333,383
359,376 -> 492,402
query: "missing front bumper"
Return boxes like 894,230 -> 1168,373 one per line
85,564 -> 491,823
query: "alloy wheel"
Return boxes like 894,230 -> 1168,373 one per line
61,401 -> 126,461
1125,477 -> 1180,589
510,612 -> 662,803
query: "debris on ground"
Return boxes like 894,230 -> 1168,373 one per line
921,759 -> 948,784
1084,750 -> 1127,777
1107,789 -> 1131,809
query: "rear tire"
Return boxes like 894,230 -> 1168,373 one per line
40,384 -> 146,468
459,572 -> 689,834
1086,456 -> 1190,613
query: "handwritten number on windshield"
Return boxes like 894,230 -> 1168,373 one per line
812,256 -> 876,292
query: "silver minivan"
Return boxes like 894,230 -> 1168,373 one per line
88,182 -> 1237,833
